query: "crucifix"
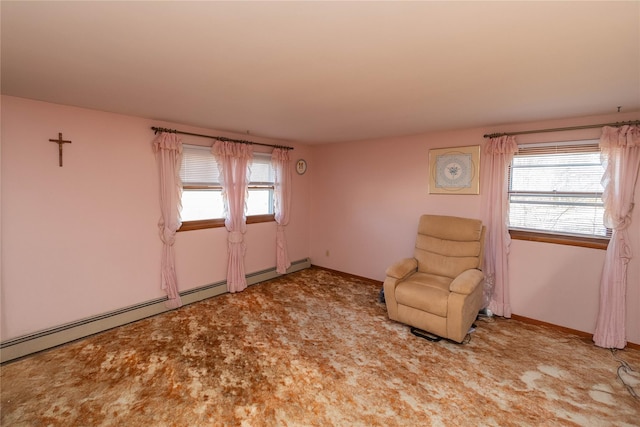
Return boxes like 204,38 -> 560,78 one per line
49,132 -> 72,167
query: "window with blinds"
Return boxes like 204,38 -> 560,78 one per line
179,145 -> 275,223
508,140 -> 609,238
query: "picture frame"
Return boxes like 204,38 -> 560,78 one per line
428,145 -> 480,194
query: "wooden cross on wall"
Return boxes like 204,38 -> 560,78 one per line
49,132 -> 72,167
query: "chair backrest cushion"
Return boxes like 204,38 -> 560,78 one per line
414,215 -> 484,279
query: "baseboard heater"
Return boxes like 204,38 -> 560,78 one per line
0,258 -> 311,364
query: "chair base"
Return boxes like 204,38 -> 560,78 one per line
410,323 -> 478,344
410,327 -> 443,342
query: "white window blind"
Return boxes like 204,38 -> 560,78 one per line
508,140 -> 608,238
180,146 -> 273,186
250,154 -> 276,185
181,144 -> 220,186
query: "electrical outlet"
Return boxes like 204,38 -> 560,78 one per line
325,250 -> 330,257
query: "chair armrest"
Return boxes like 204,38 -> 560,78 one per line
449,269 -> 484,295
385,258 -> 418,279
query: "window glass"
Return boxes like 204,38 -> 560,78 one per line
508,141 -> 608,238
247,189 -> 273,216
179,145 -> 274,223
180,190 -> 224,221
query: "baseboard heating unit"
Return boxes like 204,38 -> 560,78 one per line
0,258 -> 311,363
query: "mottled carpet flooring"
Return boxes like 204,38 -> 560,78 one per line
1,267 -> 639,426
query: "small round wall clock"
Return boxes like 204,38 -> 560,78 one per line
296,159 -> 307,175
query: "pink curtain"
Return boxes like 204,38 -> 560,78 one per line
212,141 -> 253,293
480,135 -> 518,317
152,132 -> 183,309
593,125 -> 640,349
272,148 -> 292,274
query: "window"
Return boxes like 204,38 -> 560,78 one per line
179,145 -> 275,230
508,140 -> 609,248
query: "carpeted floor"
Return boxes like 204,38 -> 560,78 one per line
1,267 -> 639,426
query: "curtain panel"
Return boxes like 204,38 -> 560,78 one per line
594,125 -> 640,349
480,135 -> 518,317
152,132 -> 183,309
272,148 -> 292,274
212,141 -> 253,293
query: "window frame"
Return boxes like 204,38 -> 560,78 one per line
178,147 -> 275,232
507,140 -> 610,250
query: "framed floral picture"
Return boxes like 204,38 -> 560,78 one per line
428,145 -> 480,194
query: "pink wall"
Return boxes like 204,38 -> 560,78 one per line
2,94 -> 638,347
0,95 -> 311,340
309,128 -> 483,279
309,111 -> 640,345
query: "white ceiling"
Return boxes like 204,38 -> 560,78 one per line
2,1 -> 639,144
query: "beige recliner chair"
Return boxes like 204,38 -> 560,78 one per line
383,215 -> 486,343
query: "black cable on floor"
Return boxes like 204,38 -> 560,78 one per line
611,348 -> 639,400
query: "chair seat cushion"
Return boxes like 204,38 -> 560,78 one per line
395,272 -> 451,317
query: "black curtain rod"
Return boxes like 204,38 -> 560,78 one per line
151,126 -> 294,150
483,120 -> 640,139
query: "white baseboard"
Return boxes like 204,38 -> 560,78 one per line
0,258 -> 311,363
